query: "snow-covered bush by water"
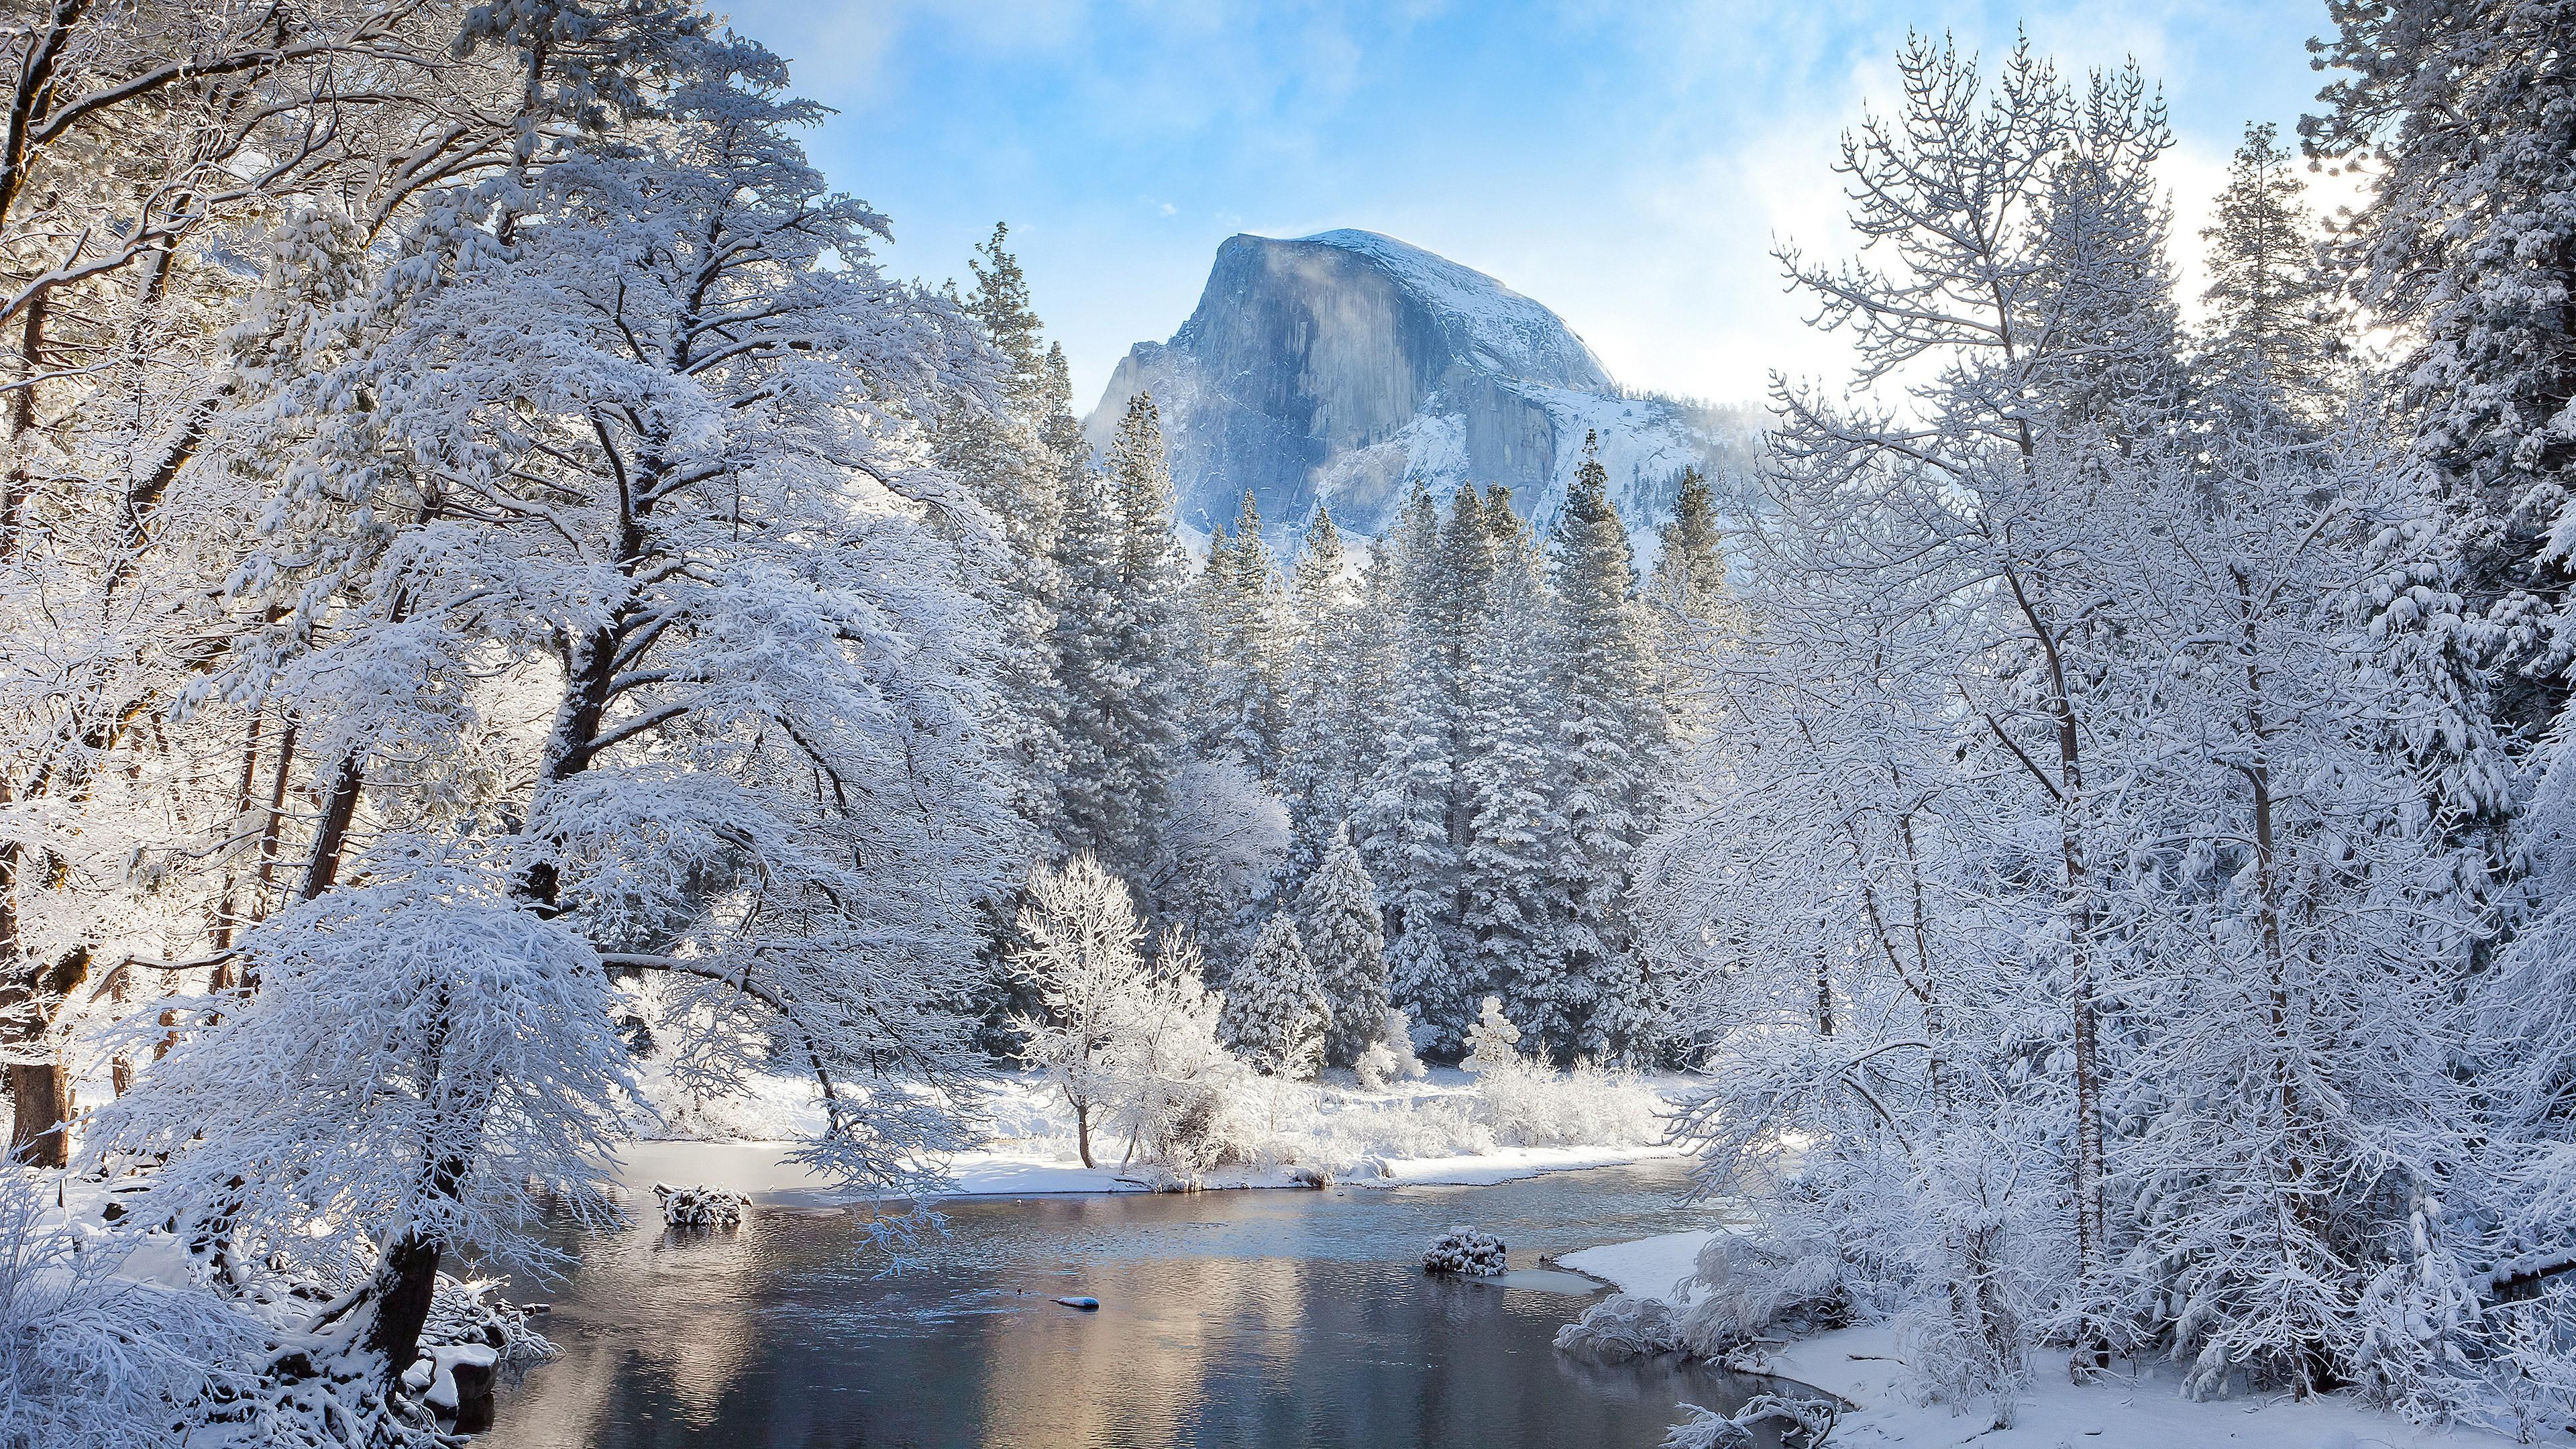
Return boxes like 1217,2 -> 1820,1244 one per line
1660,1395 -> 1838,1449
1553,1293 -> 1682,1360
1424,1227 -> 1509,1276
654,1183 -> 746,1230
0,1171 -> 252,1449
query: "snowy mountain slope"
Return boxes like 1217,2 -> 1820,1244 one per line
1083,229 -> 1752,549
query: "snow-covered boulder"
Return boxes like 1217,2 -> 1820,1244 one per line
1424,1226 -> 1509,1276
654,1181 -> 745,1229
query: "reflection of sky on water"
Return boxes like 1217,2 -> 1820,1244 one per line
490,1161 -> 1778,1448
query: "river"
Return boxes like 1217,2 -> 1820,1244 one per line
488,1158 -> 1789,1448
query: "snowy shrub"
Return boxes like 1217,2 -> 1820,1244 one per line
1554,1293 -> 1683,1360
654,1182 -> 746,1230
0,1172 -> 255,1449
1424,1226 -> 1509,1276
1461,996 -> 1525,1075
1474,1057 -> 1663,1148
1660,1394 -> 1837,1449
1354,1006 -> 1428,1089
1105,928 -> 1254,1175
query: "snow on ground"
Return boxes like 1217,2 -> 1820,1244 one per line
1558,1228 -> 1715,1300
1565,1228 -> 2536,1449
622,1064 -> 1683,1203
1770,1325 -> 2524,1449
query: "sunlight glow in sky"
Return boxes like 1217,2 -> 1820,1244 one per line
724,0 -> 2341,416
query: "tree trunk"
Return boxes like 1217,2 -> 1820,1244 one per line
1075,1101 -> 1094,1169
7,1059 -> 70,1167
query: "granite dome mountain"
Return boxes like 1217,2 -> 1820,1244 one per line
1082,229 -> 1748,549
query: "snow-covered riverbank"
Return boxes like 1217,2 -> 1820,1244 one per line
1560,1229 -> 2548,1448
624,1065 -> 1684,1204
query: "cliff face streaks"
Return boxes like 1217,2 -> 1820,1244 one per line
1085,230 -> 1750,551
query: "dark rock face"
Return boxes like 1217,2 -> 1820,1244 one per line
1084,230 -> 1745,549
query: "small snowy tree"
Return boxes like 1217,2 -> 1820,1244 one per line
1218,912 -> 1328,1080
1098,927 -> 1248,1178
1462,996 -> 1526,1076
1010,853 -> 1151,1169
1148,757 -> 1289,964
1354,1006 -> 1427,1091
1297,828 -> 1391,1067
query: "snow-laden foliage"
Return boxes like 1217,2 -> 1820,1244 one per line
0,1171 -> 253,1449
1642,29 -> 2576,1433
1218,912 -> 1329,1080
87,859 -> 633,1290
1659,1395 -> 1838,1449
1297,828 -> 1390,1067
1352,1006 -> 1428,1092
1010,853 -> 1248,1174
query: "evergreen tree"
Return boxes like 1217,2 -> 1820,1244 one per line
1280,504 -> 1357,881
1646,468 -> 1729,624
1360,486 -> 1470,1053
1051,394 -> 1193,885
1460,497 -> 1562,1034
949,223 -> 1069,555
1340,531 -> 1404,819
1296,828 -> 1391,1068
1538,434 -> 1664,1064
2309,0 -> 2576,735
1219,910 -> 1329,1079
2200,124 -> 2340,417
1644,466 -> 1735,747
936,223 -> 1070,856
1194,490 -> 1286,777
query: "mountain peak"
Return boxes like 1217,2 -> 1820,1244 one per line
1087,231 -> 1740,548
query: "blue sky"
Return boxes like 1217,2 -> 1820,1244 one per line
724,1 -> 2340,415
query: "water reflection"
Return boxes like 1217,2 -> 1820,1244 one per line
492,1161 -> 1779,1448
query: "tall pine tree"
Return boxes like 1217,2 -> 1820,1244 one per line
1052,394 -> 1193,884
1362,486 -> 1469,1053
1537,434 -> 1664,1063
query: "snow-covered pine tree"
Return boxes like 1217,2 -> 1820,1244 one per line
1360,486 -> 1470,1054
1460,494 -> 1564,1043
1193,490 -> 1286,777
1644,466 -> 1736,747
1051,465 -> 1155,877
1339,529 -> 1405,835
1054,394 -> 1193,885
938,223 -> 1072,842
1296,827 -> 1391,1068
2198,124 -> 2341,421
2308,0 -> 2576,737
1279,504 -> 1358,881
1218,910 -> 1328,1080
1538,435 -> 1662,1065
